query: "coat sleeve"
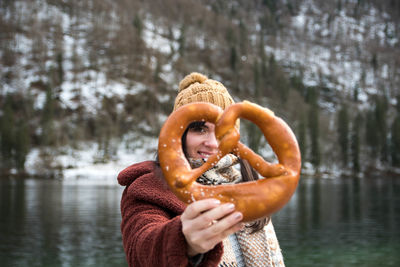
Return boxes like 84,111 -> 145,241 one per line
120,188 -> 223,267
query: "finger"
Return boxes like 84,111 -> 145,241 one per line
203,217 -> 245,249
181,198 -> 221,220
205,211 -> 244,238
206,203 -> 236,221
190,203 -> 237,230
215,211 -> 244,233
183,211 -> 244,255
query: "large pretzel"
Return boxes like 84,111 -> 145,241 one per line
158,101 -> 301,222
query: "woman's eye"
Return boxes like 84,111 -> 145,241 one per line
192,126 -> 207,133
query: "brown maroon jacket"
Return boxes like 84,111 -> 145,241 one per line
118,160 -> 223,267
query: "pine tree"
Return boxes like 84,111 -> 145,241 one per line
390,96 -> 400,166
56,52 -> 64,86
263,0 -> 277,13
364,96 -> 390,165
337,0 -> 342,12
365,108 -> 379,156
375,96 -> 389,163
95,96 -> 119,162
225,27 -> 238,71
351,113 -> 362,173
371,53 -> 378,71
338,104 -> 349,166
290,73 -> 306,98
353,83 -> 359,102
390,115 -> 400,167
298,113 -> 307,162
259,34 -> 267,78
238,20 -> 248,56
268,53 -> 277,76
276,71 -> 290,104
0,96 -> 15,169
132,13 -> 143,37
309,106 -> 320,168
153,56 -> 162,83
41,85 -> 55,146
178,24 -> 186,57
168,27 -> 175,56
308,88 -> 320,168
14,120 -> 30,171
253,60 -> 260,98
230,46 -> 237,71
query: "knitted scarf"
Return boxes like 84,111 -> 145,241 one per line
189,154 -> 242,185
189,155 -> 285,267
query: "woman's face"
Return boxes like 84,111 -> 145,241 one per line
184,122 -> 219,160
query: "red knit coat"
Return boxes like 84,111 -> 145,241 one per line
118,161 -> 223,267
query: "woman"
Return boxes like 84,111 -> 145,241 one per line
118,73 -> 285,266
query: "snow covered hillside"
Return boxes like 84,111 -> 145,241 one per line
1,0 -> 399,179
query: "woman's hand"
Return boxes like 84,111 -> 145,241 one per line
181,199 -> 244,257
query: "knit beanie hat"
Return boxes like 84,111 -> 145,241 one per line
173,72 -> 235,111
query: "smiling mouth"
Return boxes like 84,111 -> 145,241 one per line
198,152 -> 213,160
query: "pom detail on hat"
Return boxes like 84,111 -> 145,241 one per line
173,72 -> 234,112
178,72 -> 208,92
173,72 -> 240,129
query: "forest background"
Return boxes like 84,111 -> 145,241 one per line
1,0 -> 399,178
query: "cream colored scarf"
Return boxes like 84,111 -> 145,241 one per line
189,155 -> 285,267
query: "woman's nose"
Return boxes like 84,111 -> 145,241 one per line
204,133 -> 219,148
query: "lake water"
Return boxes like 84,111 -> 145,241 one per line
0,175 -> 399,266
